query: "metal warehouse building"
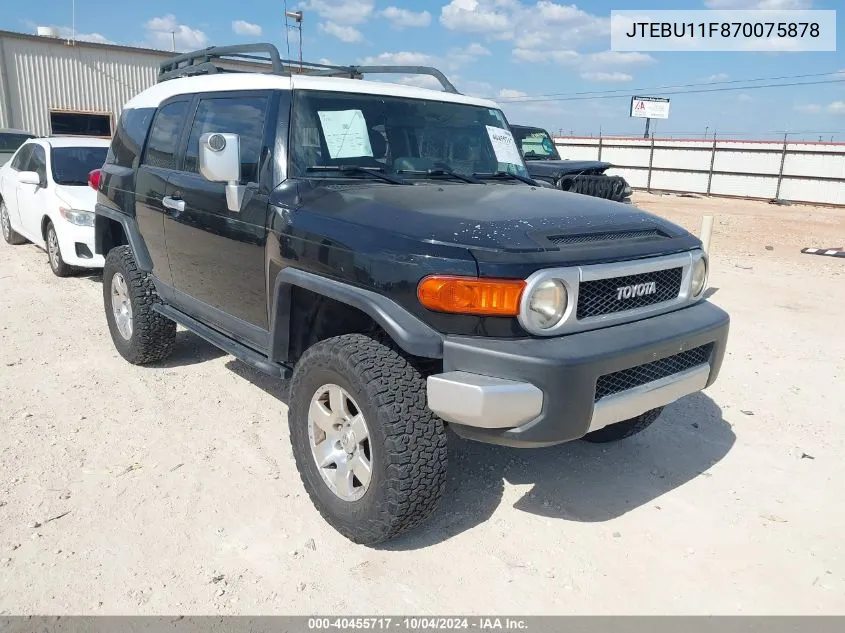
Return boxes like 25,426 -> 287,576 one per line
0,29 -> 172,137
0,29 -> 318,138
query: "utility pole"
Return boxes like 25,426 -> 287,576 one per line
71,0 -> 76,44
171,31 -> 176,52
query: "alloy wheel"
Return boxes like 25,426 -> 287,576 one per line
307,384 -> 373,502
110,272 -> 133,340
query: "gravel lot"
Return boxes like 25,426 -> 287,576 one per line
0,193 -> 843,615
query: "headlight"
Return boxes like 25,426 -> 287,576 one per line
691,257 -> 708,297
526,279 -> 567,329
59,207 -> 94,227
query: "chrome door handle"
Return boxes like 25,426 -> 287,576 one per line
162,196 -> 185,212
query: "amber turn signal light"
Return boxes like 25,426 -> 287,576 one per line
417,275 -> 526,317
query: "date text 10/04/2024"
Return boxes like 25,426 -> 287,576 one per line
307,618 -> 529,631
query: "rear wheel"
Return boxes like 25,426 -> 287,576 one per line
581,407 -> 664,443
46,222 -> 74,277
1,200 -> 26,245
102,245 -> 176,365
288,334 -> 448,545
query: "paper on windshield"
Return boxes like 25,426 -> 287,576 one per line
485,125 -> 523,165
317,110 -> 372,159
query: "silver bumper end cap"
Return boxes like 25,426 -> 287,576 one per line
426,371 -> 543,429
589,363 -> 711,433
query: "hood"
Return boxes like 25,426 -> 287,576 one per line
523,159 -> 614,180
55,184 -> 97,212
286,181 -> 700,275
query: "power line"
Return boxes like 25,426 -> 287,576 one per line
498,78 -> 845,103
496,70 -> 845,102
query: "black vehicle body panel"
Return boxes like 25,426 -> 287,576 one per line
444,301 -> 730,447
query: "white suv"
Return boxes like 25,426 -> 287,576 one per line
0,136 -> 109,276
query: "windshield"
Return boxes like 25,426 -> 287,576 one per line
511,127 -> 561,161
50,146 -> 108,186
289,90 -> 530,182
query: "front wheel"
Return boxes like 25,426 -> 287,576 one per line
288,334 -> 448,545
581,407 -> 664,443
46,222 -> 74,277
102,246 -> 176,365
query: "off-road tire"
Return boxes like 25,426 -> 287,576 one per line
102,245 -> 176,365
0,200 -> 26,245
581,407 -> 664,443
288,334 -> 448,545
46,222 -> 74,277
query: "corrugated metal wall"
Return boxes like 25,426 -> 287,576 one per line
0,32 -> 165,135
554,136 -> 845,206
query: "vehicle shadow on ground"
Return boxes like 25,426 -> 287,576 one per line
382,392 -> 734,551
187,346 -> 734,552
154,330 -> 228,367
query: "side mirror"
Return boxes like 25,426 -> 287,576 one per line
18,171 -> 40,186
199,132 -> 244,212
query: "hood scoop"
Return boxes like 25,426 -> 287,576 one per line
544,228 -> 669,248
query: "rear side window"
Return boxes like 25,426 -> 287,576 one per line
183,95 -> 269,183
10,144 -> 33,171
107,108 -> 154,168
142,101 -> 189,170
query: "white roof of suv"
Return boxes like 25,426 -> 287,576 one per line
123,72 -> 500,111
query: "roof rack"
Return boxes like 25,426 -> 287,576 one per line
157,42 -> 460,94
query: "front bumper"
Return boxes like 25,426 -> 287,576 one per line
426,301 -> 729,447
56,220 -> 103,268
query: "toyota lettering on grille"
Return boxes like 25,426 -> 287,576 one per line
616,281 -> 657,301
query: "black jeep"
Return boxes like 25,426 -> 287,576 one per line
510,124 -> 632,203
93,44 -> 729,545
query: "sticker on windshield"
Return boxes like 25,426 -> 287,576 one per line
541,137 -> 555,153
317,110 -> 372,159
485,126 -> 523,165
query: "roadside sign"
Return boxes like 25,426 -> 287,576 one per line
631,96 -> 670,119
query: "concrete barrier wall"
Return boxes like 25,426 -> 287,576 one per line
553,136 -> 845,206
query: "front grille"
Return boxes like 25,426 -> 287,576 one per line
549,229 -> 665,246
594,345 -> 712,401
558,174 -> 629,201
577,267 -> 683,319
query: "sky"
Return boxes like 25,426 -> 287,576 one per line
3,0 -> 844,140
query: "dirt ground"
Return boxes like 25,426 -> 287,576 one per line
0,192 -> 843,615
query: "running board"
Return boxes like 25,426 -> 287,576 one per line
153,304 -> 292,379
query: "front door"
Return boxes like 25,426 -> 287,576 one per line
163,91 -> 274,346
17,144 -> 49,243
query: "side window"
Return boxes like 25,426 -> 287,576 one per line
107,108 -> 155,168
10,144 -> 32,171
183,96 -> 268,183
29,145 -> 47,182
142,101 -> 189,170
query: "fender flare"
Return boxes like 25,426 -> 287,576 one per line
94,203 -> 154,272
269,268 -> 444,363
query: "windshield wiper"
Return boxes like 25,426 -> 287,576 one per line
396,168 -> 482,184
473,171 -> 539,186
306,165 -> 409,185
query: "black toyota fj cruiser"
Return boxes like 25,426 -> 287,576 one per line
510,124 -> 632,203
94,44 -> 729,545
